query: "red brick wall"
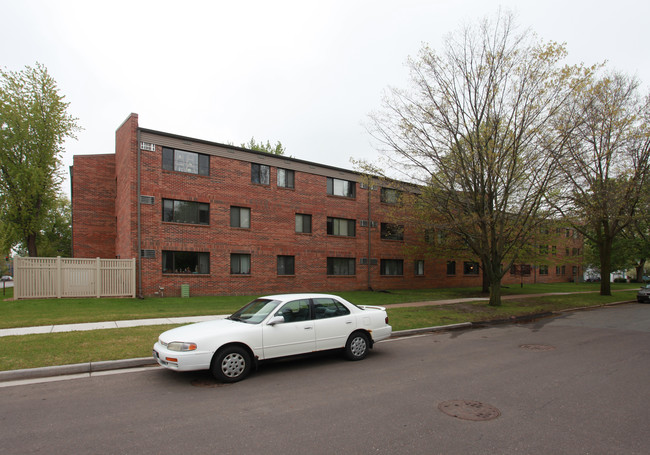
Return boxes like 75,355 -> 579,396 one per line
115,113 -> 139,260
72,117 -> 584,296
135,145 -> 584,296
71,154 -> 116,258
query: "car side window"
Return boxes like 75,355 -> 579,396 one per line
313,298 -> 351,319
277,299 -> 311,323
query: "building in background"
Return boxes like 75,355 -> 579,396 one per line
71,114 -> 584,296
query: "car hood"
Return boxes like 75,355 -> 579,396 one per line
159,318 -> 255,343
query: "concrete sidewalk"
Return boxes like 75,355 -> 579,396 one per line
0,290 -> 623,338
0,314 -> 228,338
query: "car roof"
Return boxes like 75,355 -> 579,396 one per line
260,293 -> 343,301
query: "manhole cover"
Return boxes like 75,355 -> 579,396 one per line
191,379 -> 229,388
438,400 -> 501,421
520,344 -> 555,351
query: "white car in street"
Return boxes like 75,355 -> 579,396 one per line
153,293 -> 392,382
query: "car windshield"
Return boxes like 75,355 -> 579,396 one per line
229,298 -> 281,324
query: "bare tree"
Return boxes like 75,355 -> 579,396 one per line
555,72 -> 650,295
368,12 -> 589,306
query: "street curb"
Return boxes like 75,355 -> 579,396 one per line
390,322 -> 473,337
0,357 -> 157,382
0,299 -> 637,383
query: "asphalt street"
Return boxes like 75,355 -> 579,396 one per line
1,303 -> 649,454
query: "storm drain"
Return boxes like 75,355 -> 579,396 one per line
191,379 -> 230,388
438,400 -> 501,421
520,344 -> 556,351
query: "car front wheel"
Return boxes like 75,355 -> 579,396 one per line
211,346 -> 252,383
345,332 -> 370,361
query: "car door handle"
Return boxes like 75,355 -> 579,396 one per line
304,326 -> 313,330
346,321 -> 353,324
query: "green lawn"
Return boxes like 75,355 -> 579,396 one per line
0,282 -> 639,372
1,282 -> 639,329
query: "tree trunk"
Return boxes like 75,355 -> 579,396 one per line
488,279 -> 502,306
599,237 -> 612,296
635,259 -> 646,283
26,234 -> 38,257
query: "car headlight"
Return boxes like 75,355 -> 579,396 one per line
166,341 -> 198,352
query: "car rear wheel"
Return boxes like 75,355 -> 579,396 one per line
211,346 -> 252,383
345,332 -> 369,361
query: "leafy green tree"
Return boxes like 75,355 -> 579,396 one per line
14,195 -> 71,257
368,12 -> 589,306
555,72 -> 650,295
241,137 -> 286,155
0,63 -> 79,256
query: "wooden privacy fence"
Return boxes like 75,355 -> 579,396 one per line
14,257 -> 136,299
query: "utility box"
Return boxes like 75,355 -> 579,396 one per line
181,284 -> 190,298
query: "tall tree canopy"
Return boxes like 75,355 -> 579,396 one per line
555,72 -> 650,294
0,63 -> 79,256
369,12 -> 589,306
241,137 -> 286,155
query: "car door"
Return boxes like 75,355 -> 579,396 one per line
262,299 -> 316,359
312,297 -> 356,351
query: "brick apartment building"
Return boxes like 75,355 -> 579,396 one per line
71,113 -> 584,297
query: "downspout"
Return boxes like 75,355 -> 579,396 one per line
136,128 -> 143,298
367,180 -> 372,291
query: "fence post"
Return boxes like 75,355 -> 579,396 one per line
14,257 -> 20,300
96,257 -> 101,298
56,256 -> 62,299
132,258 -> 136,298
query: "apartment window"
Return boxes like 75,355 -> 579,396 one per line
295,213 -> 312,233
327,217 -> 355,237
327,257 -> 355,276
381,259 -> 404,276
277,255 -> 295,275
380,187 -> 402,204
539,265 -> 549,275
231,254 -> 251,274
230,206 -> 251,228
539,245 -> 549,255
277,168 -> 295,188
415,260 -> 425,276
463,261 -> 479,275
162,251 -> 209,274
251,163 -> 270,185
162,147 -> 209,175
162,199 -> 209,225
327,177 -> 355,198
552,246 -> 557,255
447,260 -> 456,275
380,223 -> 404,241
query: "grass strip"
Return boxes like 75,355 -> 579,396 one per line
0,325 -> 179,371
1,282 -> 640,329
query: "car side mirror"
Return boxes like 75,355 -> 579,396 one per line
268,315 -> 285,326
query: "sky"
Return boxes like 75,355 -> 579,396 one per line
2,0 -> 649,196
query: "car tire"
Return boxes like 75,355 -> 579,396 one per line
345,331 -> 370,361
211,346 -> 252,383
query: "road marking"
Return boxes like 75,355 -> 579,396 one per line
0,366 -> 159,388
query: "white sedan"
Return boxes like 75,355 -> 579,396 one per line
153,293 -> 392,382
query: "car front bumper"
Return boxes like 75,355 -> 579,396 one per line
152,343 -> 213,372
